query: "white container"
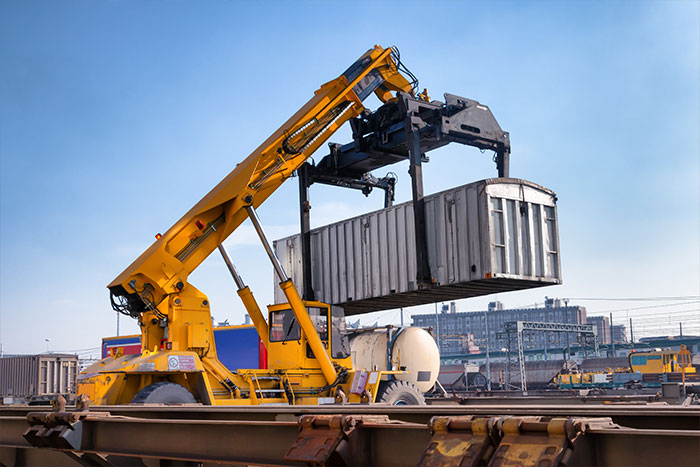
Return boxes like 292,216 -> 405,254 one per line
274,178 -> 561,314
0,354 -> 79,399
592,373 -> 609,384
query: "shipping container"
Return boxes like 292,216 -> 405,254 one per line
101,325 -> 267,370
101,335 -> 141,358
0,354 -> 78,401
274,178 -> 561,314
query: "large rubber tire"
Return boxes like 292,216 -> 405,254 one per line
130,382 -> 196,404
375,380 -> 426,405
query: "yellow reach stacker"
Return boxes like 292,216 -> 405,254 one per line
78,46 -> 432,406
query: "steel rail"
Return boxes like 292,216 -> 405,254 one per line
2,411 -> 699,467
1,403 -> 698,429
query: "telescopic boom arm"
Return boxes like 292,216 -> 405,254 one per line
108,46 -> 418,374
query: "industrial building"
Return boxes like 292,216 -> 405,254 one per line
583,317 -> 628,345
412,298 -> 588,356
612,324 -> 628,343
586,316 -> 611,344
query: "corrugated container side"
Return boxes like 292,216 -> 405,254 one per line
0,355 -> 38,398
274,178 -> 561,314
1,354 -> 78,398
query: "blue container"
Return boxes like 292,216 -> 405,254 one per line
101,325 -> 266,370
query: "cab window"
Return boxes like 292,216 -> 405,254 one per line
270,309 -> 300,342
305,307 -> 329,359
631,355 -> 646,366
307,307 -> 328,341
331,306 -> 351,359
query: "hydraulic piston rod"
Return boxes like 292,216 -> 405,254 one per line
245,206 -> 288,282
218,244 -> 269,348
244,205 -> 338,384
218,244 -> 246,289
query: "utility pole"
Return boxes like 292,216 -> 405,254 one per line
483,309 -> 491,391
629,318 -> 635,349
516,324 -> 527,393
434,302 -> 440,353
400,308 -> 404,327
610,312 -> 615,357
680,322 -> 683,337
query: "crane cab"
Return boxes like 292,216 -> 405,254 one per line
266,301 -> 352,371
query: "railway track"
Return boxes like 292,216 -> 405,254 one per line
0,402 -> 698,466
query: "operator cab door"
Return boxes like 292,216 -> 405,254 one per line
266,302 -> 351,370
305,304 -> 351,366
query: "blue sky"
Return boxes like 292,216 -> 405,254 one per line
1,1 -> 698,356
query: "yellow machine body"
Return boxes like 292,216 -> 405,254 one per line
629,348 -> 697,375
78,45 -> 420,405
80,300 -> 403,405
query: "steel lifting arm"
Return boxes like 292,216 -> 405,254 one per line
310,92 -> 511,183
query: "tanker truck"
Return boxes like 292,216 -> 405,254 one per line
348,326 -> 441,404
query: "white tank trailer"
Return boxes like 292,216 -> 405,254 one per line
348,326 -> 440,393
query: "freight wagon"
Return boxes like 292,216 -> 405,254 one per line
438,360 -> 572,392
102,324 -> 267,370
482,360 -> 571,390
437,364 -> 487,391
0,354 -> 78,404
555,371 -> 644,390
579,357 -> 630,372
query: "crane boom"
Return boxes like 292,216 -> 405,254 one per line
78,46 -> 456,406
109,45 -> 416,319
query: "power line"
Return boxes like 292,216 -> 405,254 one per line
619,310 -> 700,322
493,299 -> 700,315
566,296 -> 700,302
633,309 -> 700,320
622,308 -> 700,317
588,310 -> 700,322
596,301 -> 700,315
46,346 -> 102,354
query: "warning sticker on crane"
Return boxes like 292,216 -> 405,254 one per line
167,355 -> 196,371
368,372 -> 379,385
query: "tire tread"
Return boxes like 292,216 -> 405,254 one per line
375,380 -> 426,405
131,382 -> 196,404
